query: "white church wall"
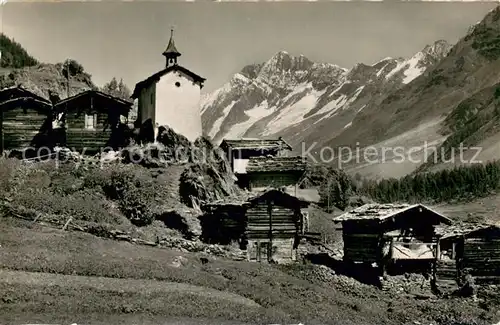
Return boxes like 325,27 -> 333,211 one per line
155,71 -> 202,142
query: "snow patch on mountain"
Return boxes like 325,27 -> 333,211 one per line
313,85 -> 365,124
262,83 -> 327,136
208,100 -> 237,138
224,100 -> 273,139
385,52 -> 426,84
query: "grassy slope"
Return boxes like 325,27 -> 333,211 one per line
432,192 -> 500,225
1,217 -> 499,325
417,83 -> 500,173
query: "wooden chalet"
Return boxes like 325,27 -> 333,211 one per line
201,188 -> 314,263
219,137 -> 292,174
0,87 -> 53,154
333,203 -> 453,274
53,90 -> 132,153
434,224 -> 500,290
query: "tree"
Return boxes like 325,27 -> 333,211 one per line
62,59 -> 85,78
101,77 -> 131,101
0,34 -> 38,68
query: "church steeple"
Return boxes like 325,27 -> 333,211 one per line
162,27 -> 181,68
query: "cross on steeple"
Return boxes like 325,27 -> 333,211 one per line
163,25 -> 181,68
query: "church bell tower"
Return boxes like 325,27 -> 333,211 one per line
162,27 -> 181,68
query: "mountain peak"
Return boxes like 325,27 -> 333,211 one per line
262,51 -> 314,73
274,50 -> 290,57
421,39 -> 452,58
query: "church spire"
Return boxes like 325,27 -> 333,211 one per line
162,27 -> 181,68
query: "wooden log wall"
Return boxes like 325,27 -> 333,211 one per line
342,233 -> 381,263
199,205 -> 246,245
63,111 -> 113,153
247,238 -> 296,263
434,259 -> 458,293
1,106 -> 50,151
462,238 -> 500,284
245,201 -> 299,240
341,221 -> 382,263
249,172 -> 300,189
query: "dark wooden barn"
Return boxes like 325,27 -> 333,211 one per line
201,189 -> 312,263
219,137 -> 292,175
435,224 -> 500,291
333,203 -> 453,274
245,189 -> 311,263
53,90 -> 132,153
0,96 -> 53,155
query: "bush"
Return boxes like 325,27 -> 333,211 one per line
0,159 -> 22,195
0,159 -> 152,226
82,164 -> 158,226
11,187 -> 119,224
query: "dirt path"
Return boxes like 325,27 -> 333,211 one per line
0,269 -> 260,308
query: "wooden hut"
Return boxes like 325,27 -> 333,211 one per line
0,96 -> 53,154
435,224 -> 500,289
246,189 -> 311,263
201,188 -> 313,263
219,137 -> 292,174
53,90 -> 132,153
333,203 -> 453,274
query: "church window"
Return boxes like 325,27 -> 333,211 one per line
175,81 -> 181,87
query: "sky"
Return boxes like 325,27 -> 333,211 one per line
0,1 -> 497,93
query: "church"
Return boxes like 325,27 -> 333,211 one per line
131,29 -> 205,143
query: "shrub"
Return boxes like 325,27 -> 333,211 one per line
82,164 -> 158,226
0,158 -> 22,195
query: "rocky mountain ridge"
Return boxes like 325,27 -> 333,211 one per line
201,40 -> 453,150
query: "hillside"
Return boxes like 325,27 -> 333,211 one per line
0,33 -> 38,69
0,34 -> 130,102
0,62 -> 97,101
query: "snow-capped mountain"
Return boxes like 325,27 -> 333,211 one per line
201,40 -> 452,148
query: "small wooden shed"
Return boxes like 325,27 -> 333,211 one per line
435,224 -> 500,288
201,188 -> 312,263
333,203 -> 453,273
53,90 -> 132,153
0,97 -> 53,154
